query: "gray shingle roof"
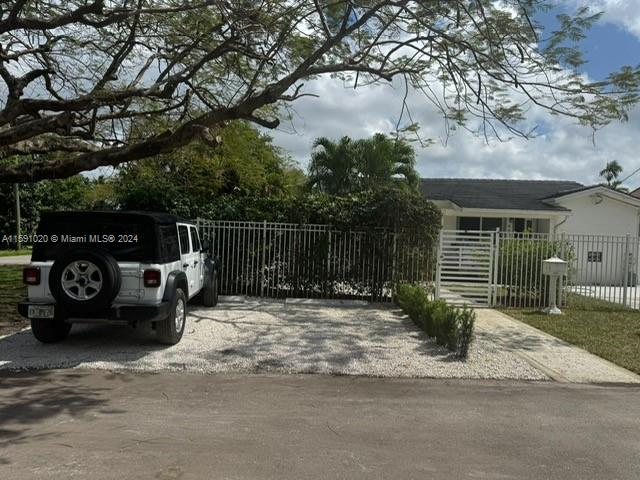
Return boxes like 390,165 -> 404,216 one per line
420,178 -> 584,211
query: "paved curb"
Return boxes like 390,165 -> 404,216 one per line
0,326 -> 29,341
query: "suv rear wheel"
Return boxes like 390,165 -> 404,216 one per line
31,319 -> 71,343
203,273 -> 218,307
157,288 -> 187,345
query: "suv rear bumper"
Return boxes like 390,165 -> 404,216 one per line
18,301 -> 172,324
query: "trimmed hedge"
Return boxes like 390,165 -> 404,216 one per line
396,284 -> 475,359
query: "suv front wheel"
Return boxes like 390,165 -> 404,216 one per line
157,288 -> 187,345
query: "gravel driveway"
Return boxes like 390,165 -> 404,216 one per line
0,299 -> 546,380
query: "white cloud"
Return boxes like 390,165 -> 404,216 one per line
570,0 -> 640,39
269,76 -> 640,190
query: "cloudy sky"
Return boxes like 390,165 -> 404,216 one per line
268,1 -> 640,189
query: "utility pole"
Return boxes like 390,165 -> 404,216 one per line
14,183 -> 21,250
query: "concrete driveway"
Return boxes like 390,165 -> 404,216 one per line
1,370 -> 639,480
0,299 -> 544,380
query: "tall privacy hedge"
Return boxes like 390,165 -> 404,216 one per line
200,186 -> 441,244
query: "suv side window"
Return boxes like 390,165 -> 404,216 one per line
189,227 -> 201,253
159,225 -> 180,261
178,225 -> 190,255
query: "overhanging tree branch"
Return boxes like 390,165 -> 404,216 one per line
0,0 -> 637,182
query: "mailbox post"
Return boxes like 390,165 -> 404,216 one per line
542,257 -> 568,315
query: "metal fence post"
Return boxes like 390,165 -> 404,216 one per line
491,228 -> 500,307
391,231 -> 397,294
623,233 -> 630,308
435,231 -> 443,300
261,220 -> 267,298
327,230 -> 332,299
558,232 -> 565,308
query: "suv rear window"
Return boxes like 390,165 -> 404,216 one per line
159,225 -> 180,262
32,220 -> 157,262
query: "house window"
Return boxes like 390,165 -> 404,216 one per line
481,218 -> 502,231
458,217 -> 480,231
506,218 -> 534,234
587,251 -> 603,263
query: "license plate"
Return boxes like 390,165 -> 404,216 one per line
28,305 -> 55,319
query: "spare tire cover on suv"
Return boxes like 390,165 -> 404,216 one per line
49,248 -> 122,315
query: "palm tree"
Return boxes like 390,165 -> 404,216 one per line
599,160 -> 628,192
354,133 -> 419,191
307,136 -> 358,194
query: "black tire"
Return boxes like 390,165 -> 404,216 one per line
49,248 -> 121,315
157,288 -> 187,345
31,319 -> 71,343
203,273 -> 218,307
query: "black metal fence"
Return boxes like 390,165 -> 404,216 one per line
198,220 -> 436,302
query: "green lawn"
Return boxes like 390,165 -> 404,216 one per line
501,295 -> 640,374
0,266 -> 27,336
0,248 -> 31,257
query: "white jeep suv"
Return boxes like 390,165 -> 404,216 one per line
18,211 -> 218,344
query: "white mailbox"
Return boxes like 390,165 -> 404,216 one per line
542,257 -> 568,277
542,257 -> 568,315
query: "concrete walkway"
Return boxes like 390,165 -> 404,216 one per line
0,255 -> 30,265
475,309 -> 640,384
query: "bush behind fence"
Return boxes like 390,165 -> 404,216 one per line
198,220 -> 436,302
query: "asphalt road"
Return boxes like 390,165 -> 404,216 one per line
1,371 -> 639,480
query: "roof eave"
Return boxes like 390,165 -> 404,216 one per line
548,185 -> 640,208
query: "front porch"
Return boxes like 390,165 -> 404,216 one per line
435,204 -> 566,234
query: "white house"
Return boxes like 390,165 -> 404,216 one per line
421,179 -> 640,285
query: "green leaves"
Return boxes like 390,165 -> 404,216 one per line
599,160 -> 628,192
308,134 -> 420,194
396,284 -> 476,359
3,1 -> 638,182
116,121 -> 303,217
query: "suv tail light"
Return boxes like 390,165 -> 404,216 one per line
23,267 -> 41,285
143,269 -> 162,288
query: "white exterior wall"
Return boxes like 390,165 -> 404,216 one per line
554,195 -> 639,237
554,195 -> 640,285
442,215 -> 457,230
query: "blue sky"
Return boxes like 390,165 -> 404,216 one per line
537,5 -> 640,82
270,2 -> 640,189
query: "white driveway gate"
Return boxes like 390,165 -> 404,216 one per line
435,230 -> 497,307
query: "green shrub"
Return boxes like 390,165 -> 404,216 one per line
432,300 -> 455,346
396,284 -> 476,360
456,308 -> 475,359
396,284 -> 429,322
422,299 -> 445,337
